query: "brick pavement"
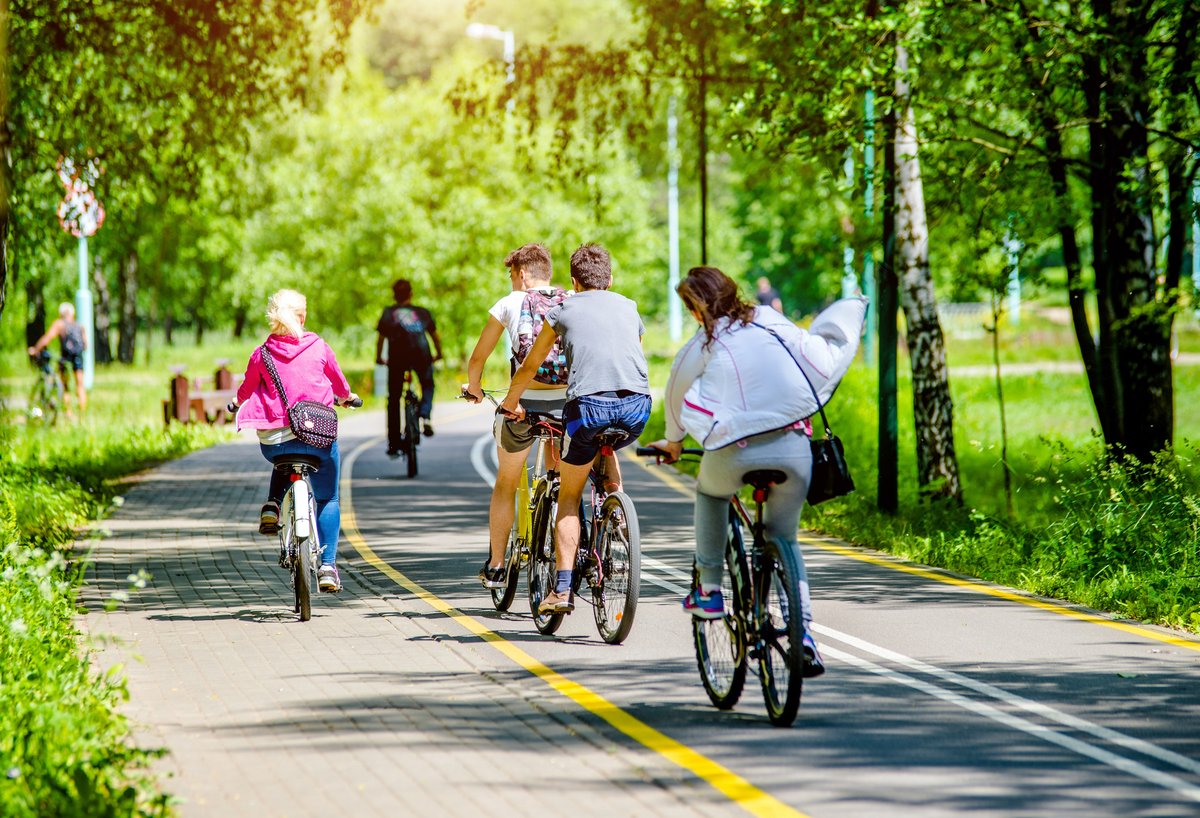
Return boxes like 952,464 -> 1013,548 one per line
80,410 -> 746,818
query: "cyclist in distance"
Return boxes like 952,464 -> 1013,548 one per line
499,243 -> 652,614
376,278 -> 443,453
230,289 -> 358,593
27,301 -> 88,418
645,266 -> 868,676
462,243 -> 572,588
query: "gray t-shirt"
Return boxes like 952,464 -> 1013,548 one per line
545,289 -> 650,401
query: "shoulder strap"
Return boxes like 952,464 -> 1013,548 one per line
750,321 -> 832,434
260,345 -> 290,411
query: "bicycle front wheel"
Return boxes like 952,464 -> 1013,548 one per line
527,484 -> 563,635
591,491 -> 640,644
693,510 -> 749,710
756,538 -> 806,726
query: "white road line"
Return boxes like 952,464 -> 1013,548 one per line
814,624 -> 1200,778
470,432 -> 496,485
821,643 -> 1200,803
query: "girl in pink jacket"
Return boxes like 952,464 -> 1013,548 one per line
233,289 -> 357,593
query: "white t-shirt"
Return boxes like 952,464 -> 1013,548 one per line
488,290 -> 528,354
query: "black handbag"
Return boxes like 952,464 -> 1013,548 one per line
261,345 -> 338,449
752,323 -> 855,505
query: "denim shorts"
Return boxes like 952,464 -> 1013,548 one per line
561,392 -> 652,466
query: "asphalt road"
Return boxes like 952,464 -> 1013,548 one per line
342,402 -> 1200,818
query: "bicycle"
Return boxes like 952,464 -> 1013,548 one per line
638,446 -> 808,726
392,369 -> 421,478
458,389 -> 561,613
27,350 -> 64,426
528,414 -> 641,644
245,396 -> 362,622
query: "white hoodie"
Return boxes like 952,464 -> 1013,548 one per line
664,298 -> 868,450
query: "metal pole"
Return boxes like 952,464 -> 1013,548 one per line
842,149 -> 857,299
1005,214 -> 1022,326
863,89 -> 876,363
1193,177 -> 1199,320
878,77 -> 899,514
502,29 -> 515,114
76,235 -> 94,389
668,95 -> 682,342
698,73 -> 708,266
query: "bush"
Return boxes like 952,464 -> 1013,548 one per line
0,421 -> 224,818
0,544 -> 172,818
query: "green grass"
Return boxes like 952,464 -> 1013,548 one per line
0,390 -> 228,817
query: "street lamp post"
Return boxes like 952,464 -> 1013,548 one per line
667,95 -> 682,342
466,23 -> 515,111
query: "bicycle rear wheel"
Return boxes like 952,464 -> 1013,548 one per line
591,491 -> 640,644
527,484 -> 563,635
293,538 -> 312,622
490,518 -> 521,611
404,395 -> 420,478
693,511 -> 749,710
756,538 -> 805,726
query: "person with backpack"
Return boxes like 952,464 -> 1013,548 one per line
27,302 -> 88,417
498,243 -> 652,614
376,279 -> 443,454
463,243 -> 572,588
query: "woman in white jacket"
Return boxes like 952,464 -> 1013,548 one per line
648,267 -> 867,678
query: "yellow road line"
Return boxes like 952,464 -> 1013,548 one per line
623,451 -> 1200,654
341,438 -> 810,818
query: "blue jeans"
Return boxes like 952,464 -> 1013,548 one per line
561,392 -> 652,466
260,438 -> 341,565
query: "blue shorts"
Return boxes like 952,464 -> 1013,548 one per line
561,392 -> 652,466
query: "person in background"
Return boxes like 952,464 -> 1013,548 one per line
376,279 -> 443,454
28,302 -> 88,418
647,266 -> 867,678
756,276 -> 783,313
230,289 -> 358,593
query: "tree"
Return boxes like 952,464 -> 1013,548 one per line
0,0 -> 374,336
917,0 -> 1199,462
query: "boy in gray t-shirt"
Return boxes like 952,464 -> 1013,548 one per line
500,243 -> 652,615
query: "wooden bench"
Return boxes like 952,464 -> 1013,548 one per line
163,363 -> 241,426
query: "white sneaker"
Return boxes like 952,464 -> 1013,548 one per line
318,565 -> 341,593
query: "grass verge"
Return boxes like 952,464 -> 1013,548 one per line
0,418 -> 229,818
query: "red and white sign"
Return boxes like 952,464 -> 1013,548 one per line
56,155 -> 105,238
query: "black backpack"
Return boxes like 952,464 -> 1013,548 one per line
61,322 -> 85,357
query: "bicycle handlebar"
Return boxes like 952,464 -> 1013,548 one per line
635,446 -> 705,459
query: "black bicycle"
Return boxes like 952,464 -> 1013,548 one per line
638,446 -> 808,726
529,415 -> 641,644
27,350 -> 64,426
393,369 -> 421,478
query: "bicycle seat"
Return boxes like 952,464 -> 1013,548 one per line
741,469 -> 787,490
594,427 -> 631,445
272,453 -> 322,472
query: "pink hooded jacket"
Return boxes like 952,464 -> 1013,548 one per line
234,332 -> 352,431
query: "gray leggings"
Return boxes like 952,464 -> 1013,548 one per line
695,427 -> 814,624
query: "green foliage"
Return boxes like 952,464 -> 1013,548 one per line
0,411 -> 224,817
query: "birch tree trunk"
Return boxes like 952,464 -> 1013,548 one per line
894,44 -> 962,501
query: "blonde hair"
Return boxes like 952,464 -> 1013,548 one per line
58,302 -> 75,320
266,289 -> 307,338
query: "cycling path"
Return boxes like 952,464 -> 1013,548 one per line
81,402 -> 1200,818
